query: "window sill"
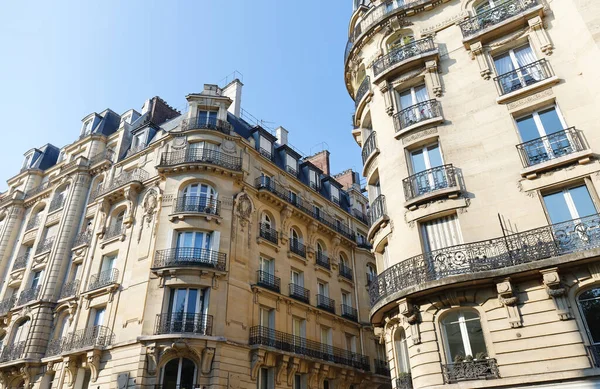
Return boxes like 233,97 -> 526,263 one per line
394,115 -> 444,140
256,236 -> 280,252
496,75 -> 559,105
520,149 -> 593,179
168,212 -> 221,224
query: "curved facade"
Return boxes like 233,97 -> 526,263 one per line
346,0 -> 600,388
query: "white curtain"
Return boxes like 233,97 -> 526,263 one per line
421,215 -> 463,252
514,45 -> 541,81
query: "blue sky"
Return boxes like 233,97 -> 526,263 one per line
0,1 -> 359,191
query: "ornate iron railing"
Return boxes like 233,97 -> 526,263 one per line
17,285 -> 40,306
249,326 -> 370,370
94,168 -> 149,199
516,127 -> 585,168
286,165 -> 298,177
259,147 -> 273,160
317,294 -> 336,314
393,99 -> 441,132
339,263 -> 353,281
45,337 -> 63,356
24,182 -> 50,198
173,196 -> 220,216
259,223 -> 278,245
361,132 -> 377,165
494,59 -> 553,95
355,76 -> 371,106
176,116 -> 232,135
36,236 -> 55,254
160,148 -> 242,171
125,144 -> 147,158
442,359 -> 500,383
155,313 -> 213,336
358,236 -> 373,250
588,345 -> 600,368
257,270 -> 281,293
25,215 -> 41,231
73,230 -> 92,247
12,254 -> 29,271
48,195 -> 65,212
396,375 -> 414,389
0,295 -> 16,316
103,223 -> 123,240
88,268 -> 119,291
52,325 -> 115,355
153,248 -> 226,271
59,279 -> 80,299
367,195 -> 387,225
373,37 -> 436,77
375,359 -> 390,376
459,0 -> 540,37
89,149 -> 115,166
0,340 -> 26,362
341,304 -> 358,321
369,213 -> 600,307
290,239 -> 306,258
289,284 -> 310,304
316,252 -> 331,270
403,164 -> 458,201
353,208 -> 369,225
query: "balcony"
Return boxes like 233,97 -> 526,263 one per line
103,223 -> 124,241
372,37 -> 437,80
93,168 -> 149,199
0,340 -> 26,362
259,223 -> 279,245
25,215 -> 41,231
361,132 -> 378,174
459,0 -> 541,41
159,148 -> 242,172
341,304 -> 358,322
396,375 -> 414,389
369,213 -> 600,309
12,254 -> 28,271
249,326 -> 370,371
442,359 -> 500,383
289,284 -> 310,304
353,208 -> 369,226
48,195 -> 65,212
494,59 -> 556,98
516,128 -> 591,177
47,325 -> 115,356
290,240 -> 306,258
317,294 -> 335,314
16,286 -> 40,306
73,230 -> 92,247
0,295 -> 16,316
285,165 -> 298,177
374,359 -> 390,376
176,117 -> 232,135
173,196 -> 220,216
89,149 -> 115,166
88,268 -> 119,291
403,164 -> 460,208
259,147 -> 273,161
588,345 -> 600,368
393,100 -> 443,136
35,237 -> 54,255
257,270 -> 281,293
355,77 -> 371,107
154,313 -> 213,336
339,263 -> 353,282
316,252 -> 331,270
59,280 -> 80,300
367,195 -> 388,240
24,182 -> 51,199
153,248 -> 226,272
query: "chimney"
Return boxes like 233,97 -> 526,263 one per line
334,169 -> 359,190
305,150 -> 330,176
141,98 -> 153,115
276,126 -> 288,146
222,79 -> 243,117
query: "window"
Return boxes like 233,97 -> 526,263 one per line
290,269 -> 304,287
100,254 -> 116,275
421,214 -> 463,252
475,0 -> 504,14
318,281 -> 329,297
12,319 -> 30,345
22,152 -> 34,170
290,228 -> 302,245
316,242 -> 325,259
31,271 -> 43,289
289,190 -> 298,205
309,170 -> 320,190
259,306 -> 274,329
131,131 -> 147,149
493,44 -> 540,92
382,244 -> 390,269
314,205 -> 321,219
198,110 -> 218,126
259,257 -> 274,275
542,185 -> 597,224
81,119 -> 93,136
345,333 -> 357,353
261,213 -> 273,230
93,306 -> 106,327
168,287 -> 210,333
293,374 -> 307,389
387,31 -> 414,51
441,310 -> 488,361
162,357 -> 196,389
259,136 -> 272,158
409,143 -> 447,195
110,210 -> 125,234
342,292 -> 352,307
320,326 -> 333,354
577,288 -> 600,347
258,367 -> 275,389
176,231 -> 213,251
394,328 -> 411,373
286,154 -> 298,174
331,185 -> 340,204
121,113 -> 132,125
515,106 -> 571,165
398,85 -> 431,123
292,316 -> 306,338
182,183 -> 217,213
189,141 -> 218,152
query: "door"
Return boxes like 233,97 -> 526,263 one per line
421,215 -> 464,277
292,317 -> 306,351
290,270 -> 303,287
516,106 -> 570,165
493,45 -> 540,93
176,231 -> 212,262
398,85 -> 431,125
168,288 -> 207,333
410,143 -> 446,196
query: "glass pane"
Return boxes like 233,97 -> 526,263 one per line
569,186 -> 597,218
516,115 -> 541,142
426,144 -> 443,168
442,311 -> 461,324
414,85 -> 429,103
466,319 -> 487,358
186,289 -> 198,314
162,359 -> 180,388
580,297 -> 600,343
580,288 -> 600,301
538,108 -> 564,135
173,289 -> 187,314
399,90 -> 413,110
177,232 -> 193,248
513,45 -> 536,67
410,149 -> 427,173
543,192 -> 573,224
444,322 -> 466,361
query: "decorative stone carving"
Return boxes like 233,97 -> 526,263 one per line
250,349 -> 266,381
379,82 -> 395,116
496,278 -> 522,328
275,355 -> 289,385
280,206 -> 293,243
123,187 -> 138,227
233,190 -> 254,249
85,350 -> 102,382
469,41 -> 491,80
287,357 -> 300,386
308,363 -> 321,389
528,16 -> 553,55
201,347 -> 215,375
221,140 -> 237,154
138,188 -> 160,242
402,127 -> 438,145
146,345 -> 158,375
398,298 -> 421,344
425,60 -> 443,97
506,88 -> 554,110
540,268 -> 572,320
64,356 -> 79,387
421,10 -> 470,35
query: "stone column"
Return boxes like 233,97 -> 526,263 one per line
0,203 -> 25,295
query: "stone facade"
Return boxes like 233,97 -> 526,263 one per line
345,0 -> 600,388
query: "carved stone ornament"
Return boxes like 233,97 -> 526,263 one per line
540,268 -> 572,320
286,357 -> 300,386
221,140 -> 237,154
250,349 -> 266,381
86,350 -> 102,382
201,347 -> 215,375
398,298 -> 421,344
496,278 -> 522,328
146,345 -> 159,375
469,41 -> 491,80
138,188 -> 160,242
275,355 -> 290,385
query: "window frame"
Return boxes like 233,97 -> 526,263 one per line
576,286 -> 600,346
514,105 -> 568,142
540,180 -> 599,224
440,309 -> 489,362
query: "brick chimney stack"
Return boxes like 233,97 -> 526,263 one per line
334,169 -> 360,190
305,150 -> 330,176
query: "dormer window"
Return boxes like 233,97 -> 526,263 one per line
81,119 -> 93,137
331,186 -> 340,205
198,110 -> 218,126
132,130 -> 148,149
259,136 -> 273,159
22,152 -> 34,170
121,114 -> 132,125
309,170 -> 320,191
286,153 -> 298,175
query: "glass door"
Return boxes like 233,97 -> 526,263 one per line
410,143 -> 446,196
493,45 -> 539,92
168,288 -> 206,333
399,85 -> 431,125
183,183 -> 217,213
516,107 -> 570,165
176,231 -> 212,263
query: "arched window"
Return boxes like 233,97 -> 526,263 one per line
108,210 -> 125,237
182,183 -> 217,214
290,228 -> 301,243
386,31 -> 415,52
161,357 -> 196,388
577,287 -> 600,347
441,310 -> 488,362
474,0 -> 503,14
394,328 -> 410,374
261,213 -> 273,230
317,242 -> 325,257
12,319 -> 30,347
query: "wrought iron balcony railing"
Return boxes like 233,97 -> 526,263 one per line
373,37 -> 436,77
374,359 -> 390,376
125,144 -> 147,158
17,285 -> 40,306
459,0 -> 539,37
361,132 -> 378,165
177,117 -> 232,135
159,148 -> 243,171
290,240 -> 306,258
259,147 -> 273,161
26,214 -> 42,231
316,252 -> 331,270
153,248 -> 226,271
249,326 -> 370,370
49,325 -> 115,355
396,374 -> 414,389
59,279 -> 80,299
24,182 -> 50,199
103,223 -> 124,240
0,340 -> 26,362
89,149 -> 115,166
358,237 -> 373,250
48,195 -> 65,212
35,236 -> 55,254
367,273 -> 376,286
289,283 -> 310,304
0,295 -> 16,316
317,294 -> 336,314
12,254 -> 29,271
339,263 -> 353,281
442,359 -> 500,383
369,213 -> 600,307
367,195 -> 387,225
173,196 -> 220,216
353,209 -> 368,226
155,313 -> 213,336
45,337 -> 62,357
341,304 -> 358,321
286,165 -> 298,177
403,164 -> 458,201
257,270 -> 281,293
73,230 -> 92,247
516,127 -> 585,168
393,99 -> 441,132
495,59 -> 553,95
259,223 -> 279,245
355,76 -> 371,106
93,168 -> 149,199
588,344 -> 600,368
88,268 -> 119,291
